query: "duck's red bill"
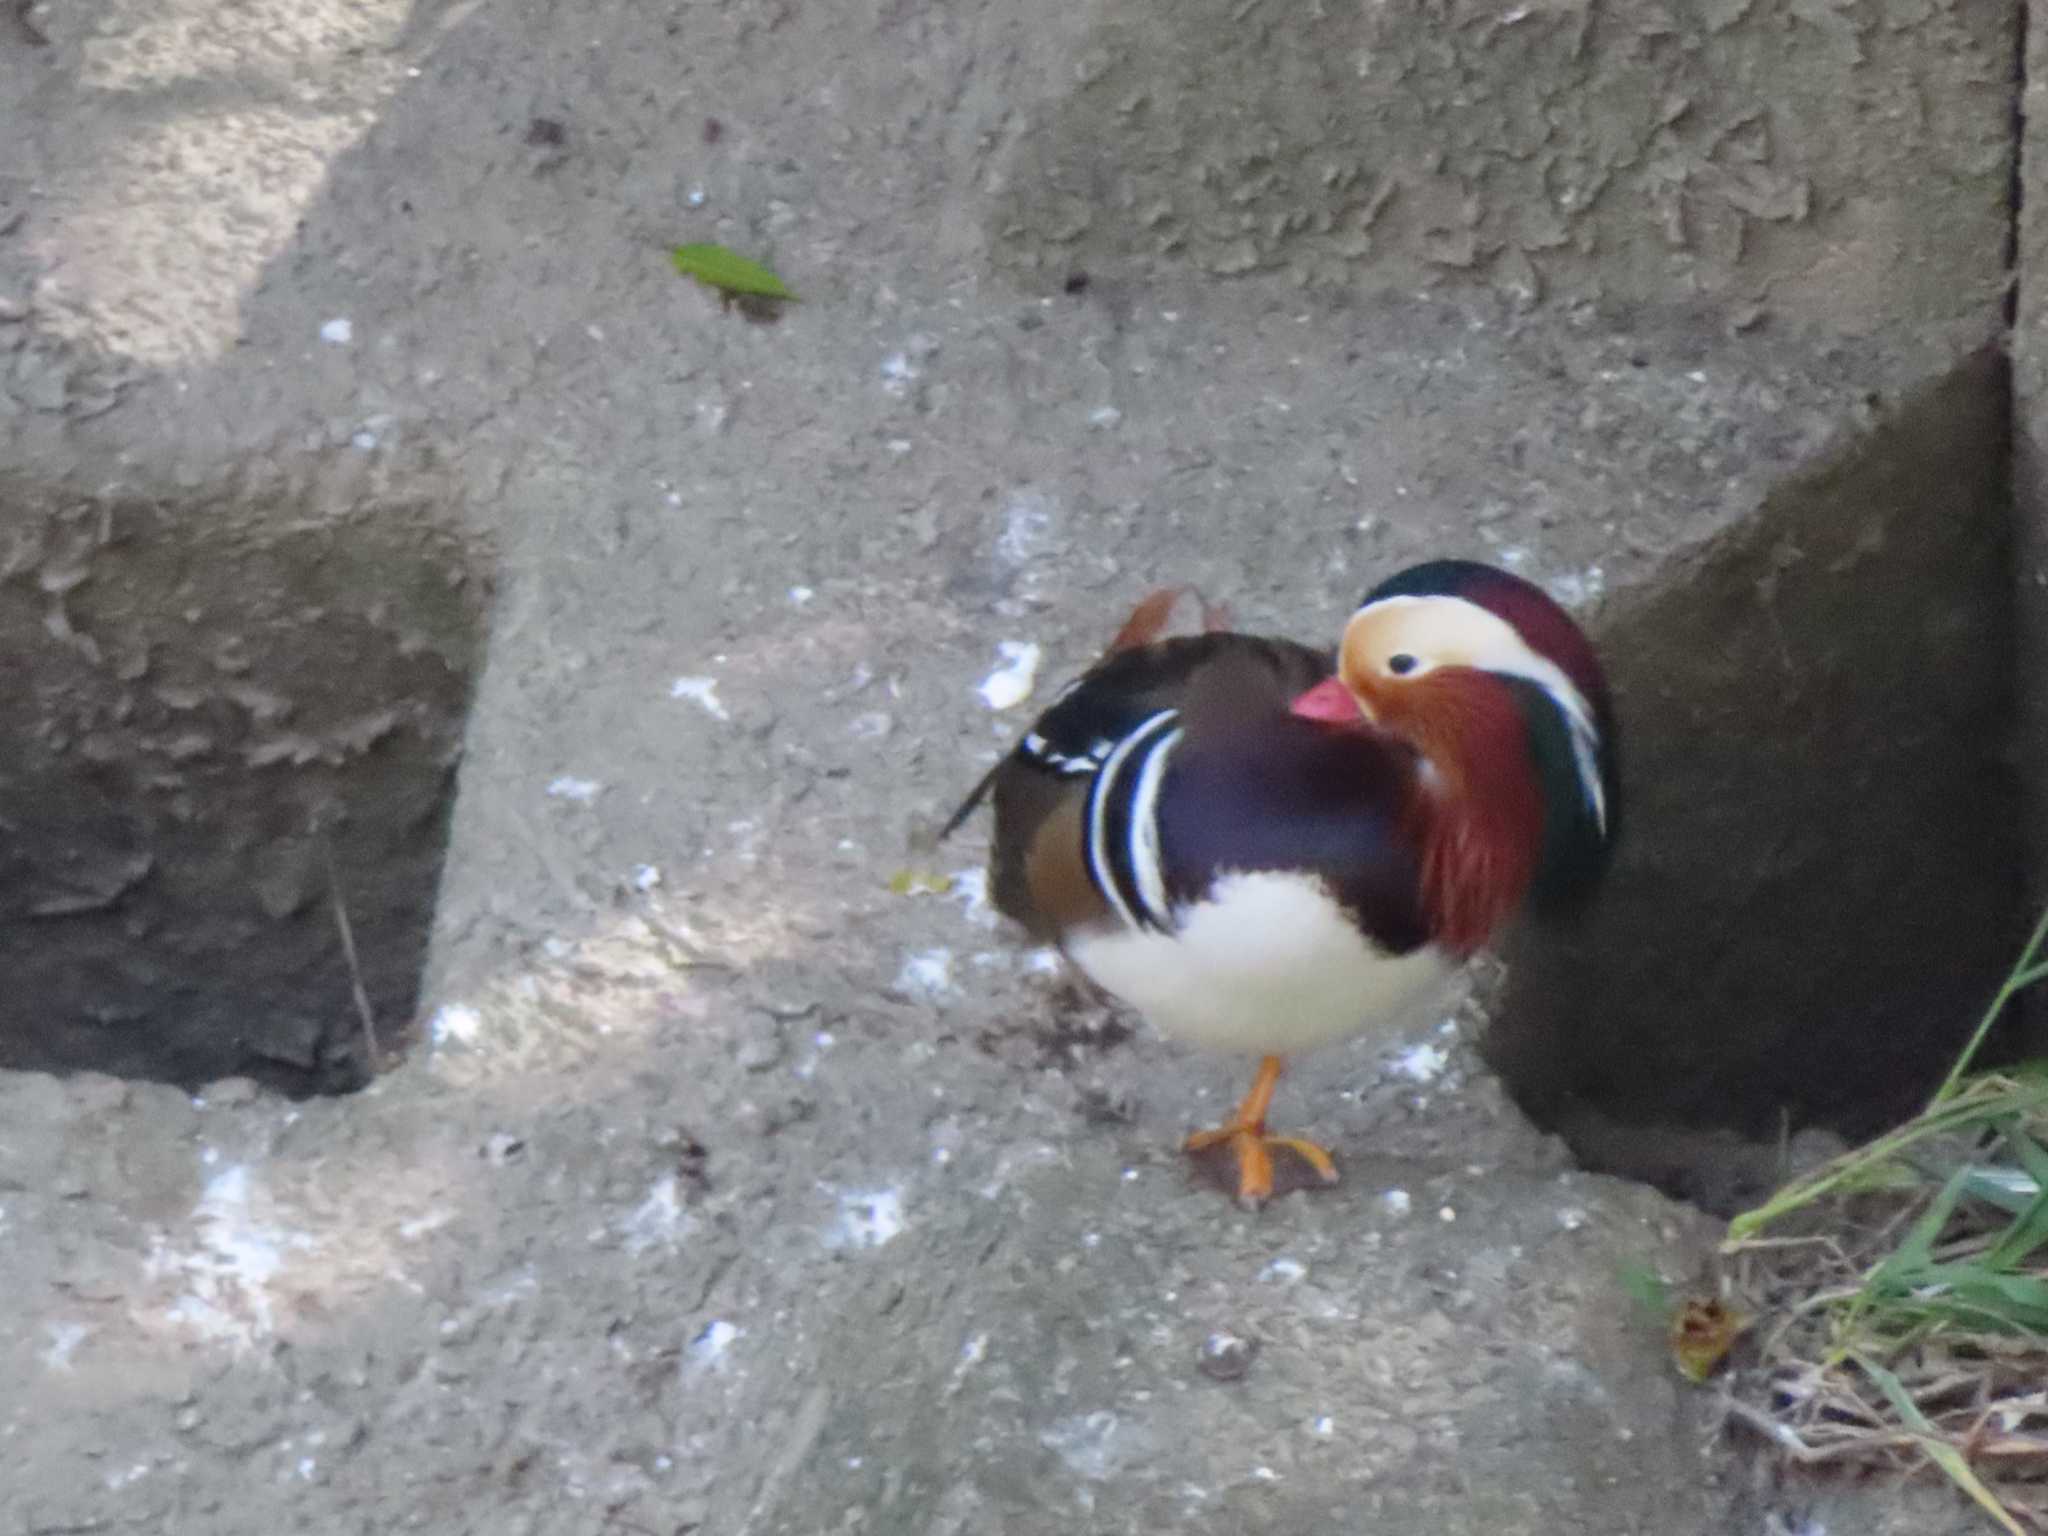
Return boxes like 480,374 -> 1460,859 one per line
1289,676 -> 1360,724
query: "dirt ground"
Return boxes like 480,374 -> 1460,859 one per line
0,1 -> 2025,1533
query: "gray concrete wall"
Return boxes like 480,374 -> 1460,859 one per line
992,0 -> 2011,339
2016,5 -> 2048,993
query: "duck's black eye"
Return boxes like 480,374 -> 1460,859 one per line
1387,653 -> 1419,676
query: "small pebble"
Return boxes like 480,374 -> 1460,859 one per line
1197,1330 -> 1259,1382
735,1021 -> 787,1073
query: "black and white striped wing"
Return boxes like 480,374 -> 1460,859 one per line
942,632 -> 1331,939
1080,707 -> 1183,932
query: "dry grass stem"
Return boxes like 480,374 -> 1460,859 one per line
1705,907 -> 2048,1532
323,838 -> 385,1073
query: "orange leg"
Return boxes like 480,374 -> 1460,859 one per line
1183,1055 -> 1339,1207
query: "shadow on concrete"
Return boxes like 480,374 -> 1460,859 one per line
1492,347 -> 2028,1202
0,470 -> 488,1091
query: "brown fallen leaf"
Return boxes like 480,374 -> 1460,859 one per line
1670,1296 -> 1748,1383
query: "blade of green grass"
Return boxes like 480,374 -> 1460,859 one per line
1858,1353 -> 2027,1535
1931,902 -> 2048,1107
1889,1166 -> 1973,1272
1985,1188 -> 2048,1272
1724,911 -> 2048,1526
1862,1273 -> 2048,1338
2004,1124 -> 2048,1188
1960,1165 -> 2040,1215
1727,1079 -> 2048,1244
1922,1268 -> 2048,1331
1844,1165 -> 1975,1341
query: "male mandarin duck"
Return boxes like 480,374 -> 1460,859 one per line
942,559 -> 1619,1207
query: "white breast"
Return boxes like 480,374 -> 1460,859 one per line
1065,869 -> 1454,1057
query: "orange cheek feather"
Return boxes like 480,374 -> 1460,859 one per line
1401,674 -> 1547,951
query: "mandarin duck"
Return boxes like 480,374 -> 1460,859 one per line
942,560 -> 1618,1206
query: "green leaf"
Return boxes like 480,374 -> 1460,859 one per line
671,243 -> 797,300
1617,1260 -> 1672,1320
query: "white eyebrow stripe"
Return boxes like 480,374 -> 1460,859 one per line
1359,592 -> 1607,833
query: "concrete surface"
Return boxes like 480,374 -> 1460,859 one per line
990,0 -> 2012,337
0,0 -> 2027,1531
2019,0 -> 2048,954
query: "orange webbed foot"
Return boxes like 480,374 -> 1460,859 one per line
1182,1056 -> 1340,1208
1184,1125 -> 1339,1208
